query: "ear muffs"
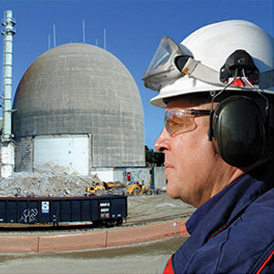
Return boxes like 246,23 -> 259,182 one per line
211,95 -> 266,168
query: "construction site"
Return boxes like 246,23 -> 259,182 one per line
0,9 -> 194,274
0,9 -> 165,197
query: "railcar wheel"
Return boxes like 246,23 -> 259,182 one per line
104,219 -> 115,227
116,217 -> 123,226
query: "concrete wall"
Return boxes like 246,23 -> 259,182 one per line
153,166 -> 166,190
91,167 -> 152,186
33,135 -> 90,175
91,166 -> 166,190
0,141 -> 15,178
14,136 -> 33,172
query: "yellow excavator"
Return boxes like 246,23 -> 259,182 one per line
126,180 -> 153,195
86,181 -> 126,196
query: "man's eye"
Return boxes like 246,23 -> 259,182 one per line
169,121 -> 182,132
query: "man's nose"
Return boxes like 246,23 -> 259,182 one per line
154,128 -> 170,153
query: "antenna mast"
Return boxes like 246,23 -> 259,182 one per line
104,29 -> 106,50
48,34 -> 51,50
82,20 -> 86,43
53,24 -> 56,47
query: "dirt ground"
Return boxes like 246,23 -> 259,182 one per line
127,193 -> 194,222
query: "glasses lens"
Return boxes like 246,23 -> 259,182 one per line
164,109 -> 196,136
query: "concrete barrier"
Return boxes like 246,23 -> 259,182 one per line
0,220 -> 188,253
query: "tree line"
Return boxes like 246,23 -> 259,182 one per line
145,145 -> 164,166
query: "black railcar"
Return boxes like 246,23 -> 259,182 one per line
0,195 -> 127,227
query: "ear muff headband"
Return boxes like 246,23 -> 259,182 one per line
211,96 -> 266,167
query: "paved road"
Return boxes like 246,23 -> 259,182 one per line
0,236 -> 188,274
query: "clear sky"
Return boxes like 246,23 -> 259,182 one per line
0,0 -> 273,149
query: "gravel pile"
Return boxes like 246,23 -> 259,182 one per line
0,172 -> 100,197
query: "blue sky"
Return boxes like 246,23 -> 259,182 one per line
0,0 -> 273,149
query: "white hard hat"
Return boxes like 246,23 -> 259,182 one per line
143,20 -> 274,108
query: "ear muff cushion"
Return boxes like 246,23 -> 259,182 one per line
212,96 -> 265,167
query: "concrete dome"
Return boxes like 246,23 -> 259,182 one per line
13,43 -> 145,172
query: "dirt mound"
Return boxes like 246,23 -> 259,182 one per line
0,172 -> 100,197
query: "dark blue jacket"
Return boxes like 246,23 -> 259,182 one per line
167,162 -> 274,274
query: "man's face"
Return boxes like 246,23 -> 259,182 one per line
154,97 -> 226,208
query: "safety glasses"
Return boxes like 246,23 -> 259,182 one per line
164,108 -> 211,136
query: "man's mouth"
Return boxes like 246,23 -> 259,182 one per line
164,163 -> 174,169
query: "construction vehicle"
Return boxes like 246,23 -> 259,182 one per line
126,180 -> 153,195
86,181 -> 126,196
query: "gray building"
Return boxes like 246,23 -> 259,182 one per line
12,43 -> 145,175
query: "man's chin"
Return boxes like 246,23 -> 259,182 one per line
166,183 -> 180,200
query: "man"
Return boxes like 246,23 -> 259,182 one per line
143,20 -> 274,273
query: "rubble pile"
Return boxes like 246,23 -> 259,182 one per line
0,172 -> 100,197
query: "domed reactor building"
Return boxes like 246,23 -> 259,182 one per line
12,43 -> 145,176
